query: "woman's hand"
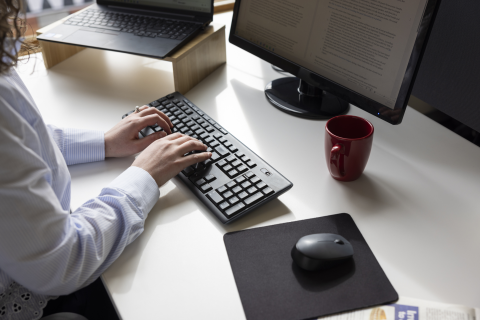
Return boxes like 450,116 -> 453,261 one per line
132,133 -> 212,187
104,106 -> 173,158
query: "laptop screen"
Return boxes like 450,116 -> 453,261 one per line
111,0 -> 212,13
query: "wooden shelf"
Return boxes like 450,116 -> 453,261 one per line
36,7 -> 226,94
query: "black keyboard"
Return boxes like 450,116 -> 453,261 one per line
65,9 -> 202,40
122,92 -> 293,224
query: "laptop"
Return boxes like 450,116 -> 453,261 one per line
37,0 -> 214,59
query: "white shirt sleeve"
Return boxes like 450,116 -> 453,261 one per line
0,92 -> 160,296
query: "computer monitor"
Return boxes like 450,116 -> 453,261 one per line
229,0 -> 441,124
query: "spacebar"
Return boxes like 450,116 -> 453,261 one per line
90,25 -> 121,31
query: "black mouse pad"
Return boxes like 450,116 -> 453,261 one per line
223,213 -> 398,320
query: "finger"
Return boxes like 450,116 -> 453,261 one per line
137,131 -> 167,151
127,105 -> 149,118
171,135 -> 201,146
177,139 -> 208,156
134,114 -> 172,134
181,151 -> 212,168
138,107 -> 174,128
163,132 -> 184,141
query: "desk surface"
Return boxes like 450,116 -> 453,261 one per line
18,11 -> 480,320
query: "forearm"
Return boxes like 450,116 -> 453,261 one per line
0,167 -> 159,296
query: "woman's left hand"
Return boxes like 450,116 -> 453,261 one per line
104,105 -> 174,158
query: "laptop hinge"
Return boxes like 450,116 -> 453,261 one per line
108,5 -> 196,19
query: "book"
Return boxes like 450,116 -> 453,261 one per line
318,297 -> 479,320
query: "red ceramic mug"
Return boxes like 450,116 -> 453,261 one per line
325,115 -> 374,182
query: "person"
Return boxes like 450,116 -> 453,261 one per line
0,1 -> 212,319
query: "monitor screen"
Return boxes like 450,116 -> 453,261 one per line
230,0 -> 441,124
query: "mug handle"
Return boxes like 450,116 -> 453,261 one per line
330,143 -> 345,178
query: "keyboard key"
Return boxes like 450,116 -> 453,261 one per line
204,136 -> 214,144
244,192 -> 264,206
206,126 -> 215,133
224,141 -> 232,148
210,140 -> 220,148
242,156 -> 251,162
238,191 -> 249,199
200,183 -> 212,193
201,122 -> 209,128
228,196 -> 240,205
226,181 -> 236,188
217,159 -> 227,167
263,187 -> 274,195
229,145 -> 238,152
231,160 -> 242,167
182,166 -> 195,177
191,124 -> 200,131
237,165 -> 248,173
246,160 -> 257,168
211,152 -> 221,161
217,185 -> 228,194
203,159 -> 213,167
235,176 -> 246,184
195,129 -> 205,135
204,174 -> 216,182
256,182 -> 267,189
227,169 -> 239,178
247,186 -> 258,194
195,178 -> 206,187
250,176 -> 261,184
223,164 -> 233,172
241,181 -> 252,189
223,191 -> 233,199
236,152 -> 245,158
224,202 -> 245,216
215,146 -> 230,157
207,191 -> 223,205
226,155 -> 235,162
245,171 -> 255,179
219,137 -> 227,143
232,186 -> 242,194
213,133 -> 222,139
200,132 -> 209,139
219,202 -> 230,210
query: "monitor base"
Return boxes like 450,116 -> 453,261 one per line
265,77 -> 349,119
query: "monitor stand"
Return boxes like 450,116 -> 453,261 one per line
265,77 -> 349,119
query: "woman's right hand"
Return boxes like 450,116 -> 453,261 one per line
132,133 -> 212,187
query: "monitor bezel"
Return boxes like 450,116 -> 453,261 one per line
97,0 -> 214,20
229,0 -> 441,125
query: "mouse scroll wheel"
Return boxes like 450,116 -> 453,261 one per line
334,239 -> 344,245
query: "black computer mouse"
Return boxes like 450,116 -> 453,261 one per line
291,233 -> 354,271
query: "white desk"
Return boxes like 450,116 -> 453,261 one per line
19,11 -> 480,320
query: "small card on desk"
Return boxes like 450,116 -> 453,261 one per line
223,213 -> 398,320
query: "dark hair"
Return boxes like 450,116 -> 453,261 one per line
0,0 -> 38,75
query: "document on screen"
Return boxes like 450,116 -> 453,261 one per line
235,0 -> 428,109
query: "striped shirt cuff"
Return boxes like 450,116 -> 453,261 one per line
108,166 -> 160,215
63,128 -> 105,165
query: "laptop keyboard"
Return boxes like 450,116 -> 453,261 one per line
64,9 -> 202,40
122,92 -> 293,224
